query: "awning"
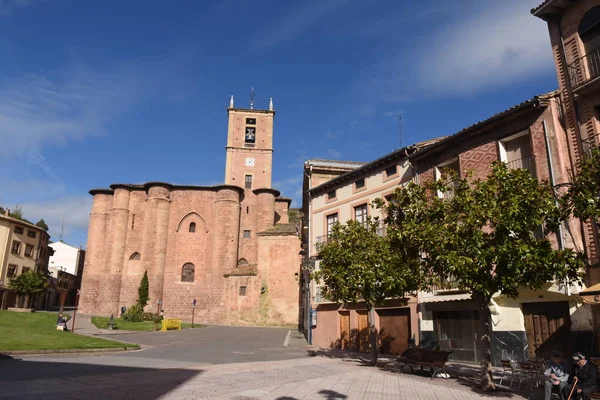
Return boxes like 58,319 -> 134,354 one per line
578,283 -> 600,304
419,293 -> 472,303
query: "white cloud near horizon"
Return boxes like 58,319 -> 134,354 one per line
14,196 -> 93,245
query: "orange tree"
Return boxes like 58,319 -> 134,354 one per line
381,162 -> 585,390
312,217 -> 423,366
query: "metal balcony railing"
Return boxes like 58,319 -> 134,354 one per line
568,46 -> 600,89
506,154 -> 537,176
431,276 -> 461,294
582,133 -> 600,155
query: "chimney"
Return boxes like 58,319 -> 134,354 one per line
4,208 -> 9,217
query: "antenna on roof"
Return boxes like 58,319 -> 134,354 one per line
398,115 -> 403,148
59,216 -> 65,242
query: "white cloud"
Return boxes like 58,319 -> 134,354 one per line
415,0 -> 553,95
12,195 -> 92,245
0,0 -> 35,15
348,0 -> 554,107
0,63 -> 145,159
273,176 -> 303,208
251,0 -> 350,49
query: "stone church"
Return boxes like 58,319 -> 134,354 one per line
78,96 -> 301,326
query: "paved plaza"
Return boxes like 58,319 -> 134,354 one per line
0,323 -> 542,399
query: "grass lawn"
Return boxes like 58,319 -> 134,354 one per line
0,311 -> 139,351
91,316 -> 205,331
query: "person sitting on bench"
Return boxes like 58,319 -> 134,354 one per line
562,352 -> 599,400
544,350 -> 569,400
56,313 -> 68,331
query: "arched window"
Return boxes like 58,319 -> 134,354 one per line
129,252 -> 141,260
189,222 -> 196,233
237,258 -> 248,267
181,263 -> 195,282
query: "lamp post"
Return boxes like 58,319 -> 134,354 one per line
155,299 -> 162,331
192,298 -> 196,328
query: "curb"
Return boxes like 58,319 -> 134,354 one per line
0,346 -> 140,356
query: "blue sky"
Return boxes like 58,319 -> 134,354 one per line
0,0 -> 556,247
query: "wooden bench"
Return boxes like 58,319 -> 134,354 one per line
396,348 -> 452,379
161,318 -> 181,331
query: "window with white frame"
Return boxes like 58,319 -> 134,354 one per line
354,204 -> 368,227
326,213 -> 338,236
434,159 -> 460,199
499,133 -> 536,176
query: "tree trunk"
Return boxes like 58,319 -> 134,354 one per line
23,294 -> 30,309
367,306 -> 378,366
475,292 -> 495,391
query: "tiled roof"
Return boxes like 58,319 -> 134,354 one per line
531,0 -> 556,15
306,159 -> 365,165
308,137 -> 446,195
259,223 -> 299,236
223,264 -> 257,277
410,91 -> 558,161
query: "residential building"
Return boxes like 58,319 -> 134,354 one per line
79,96 -> 302,326
48,241 -> 85,306
302,91 -> 591,363
532,0 -> 600,354
301,140 -> 439,354
49,241 -> 85,277
410,92 -> 589,364
300,159 -> 365,339
0,210 -> 52,309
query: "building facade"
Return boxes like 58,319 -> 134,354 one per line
302,92 -> 592,363
411,92 -> 590,364
533,0 -> 600,275
302,141 -> 438,354
0,210 -> 52,309
78,97 -> 301,326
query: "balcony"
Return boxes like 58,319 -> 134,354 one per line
506,154 -> 537,176
568,47 -> 600,92
582,133 -> 600,155
431,276 -> 463,294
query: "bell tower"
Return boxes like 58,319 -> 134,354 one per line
224,92 -> 275,190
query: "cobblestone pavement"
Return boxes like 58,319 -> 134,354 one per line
0,355 -> 538,400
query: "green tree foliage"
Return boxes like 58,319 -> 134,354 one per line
312,217 -> 422,365
8,270 -> 49,309
138,270 -> 150,308
382,162 -> 585,390
563,147 -> 600,224
9,205 -> 24,220
35,219 -> 49,231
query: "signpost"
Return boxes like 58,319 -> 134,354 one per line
192,299 -> 196,328
71,289 -> 80,333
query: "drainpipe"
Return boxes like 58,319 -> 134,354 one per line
542,119 -> 571,296
304,164 -> 313,345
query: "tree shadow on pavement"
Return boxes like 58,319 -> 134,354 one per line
276,390 -> 348,400
0,355 -> 203,400
307,349 -> 542,399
